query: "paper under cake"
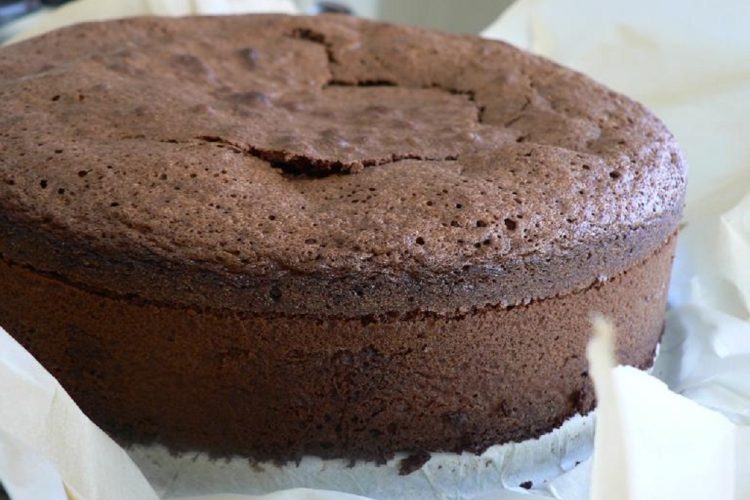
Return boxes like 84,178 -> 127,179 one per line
0,14 -> 686,465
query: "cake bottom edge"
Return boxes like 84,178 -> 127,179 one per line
127,409 -> 597,499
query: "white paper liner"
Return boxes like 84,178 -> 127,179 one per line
588,319 -> 740,500
1,0 -> 750,499
0,328 -> 159,500
127,413 -> 592,499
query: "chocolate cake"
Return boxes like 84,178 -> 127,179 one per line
0,15 -> 686,463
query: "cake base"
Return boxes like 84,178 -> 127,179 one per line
0,236 -> 675,462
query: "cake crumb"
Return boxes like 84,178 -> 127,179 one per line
398,450 -> 431,475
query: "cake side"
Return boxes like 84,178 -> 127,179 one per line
0,233 -> 676,463
0,15 -> 686,316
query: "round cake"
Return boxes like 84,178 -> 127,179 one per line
0,15 -> 686,464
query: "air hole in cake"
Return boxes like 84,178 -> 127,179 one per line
609,170 -> 622,179
504,218 -> 517,231
238,47 -> 260,69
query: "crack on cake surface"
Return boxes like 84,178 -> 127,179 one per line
325,80 -> 485,123
288,24 -> 485,123
287,27 -> 339,65
195,135 -> 458,177
503,96 -> 532,128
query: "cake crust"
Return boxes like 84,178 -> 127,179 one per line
0,15 -> 685,316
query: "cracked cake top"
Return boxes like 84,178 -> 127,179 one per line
0,15 -> 686,317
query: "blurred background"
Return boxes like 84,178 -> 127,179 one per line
296,0 -> 514,33
0,0 -> 516,42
